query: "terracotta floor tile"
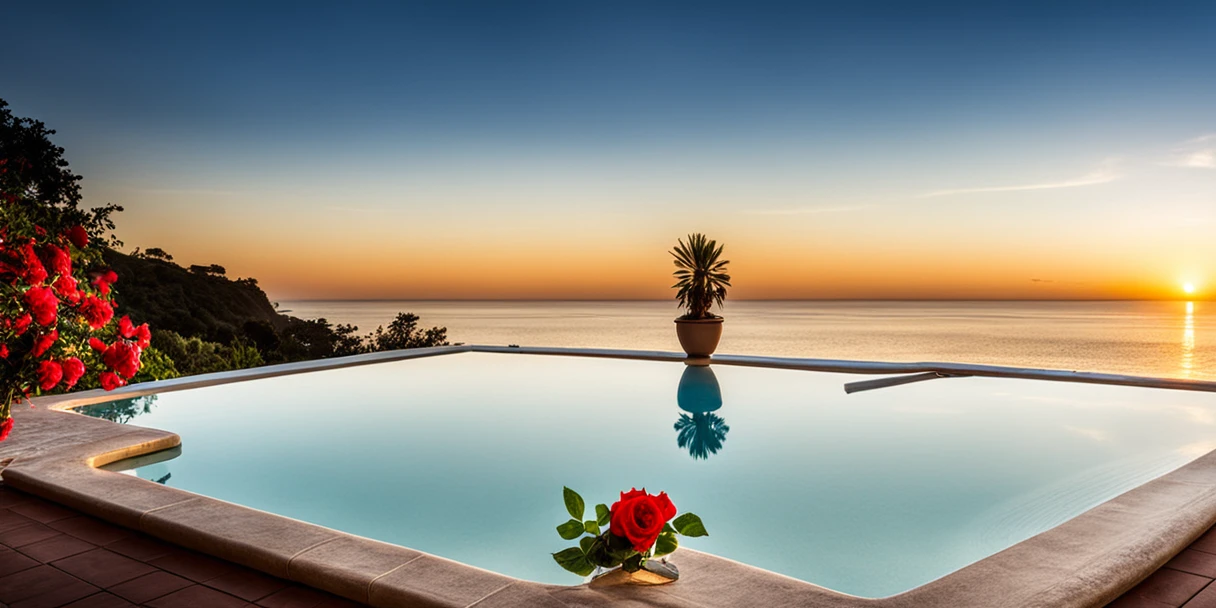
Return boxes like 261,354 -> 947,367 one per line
1192,529 -> 1216,555
148,550 -> 238,583
257,586 -> 329,608
0,488 -> 35,509
205,568 -> 289,601
49,516 -> 132,546
52,548 -> 158,588
145,584 -> 254,608
0,521 -> 61,548
1119,568 -> 1211,607
105,536 -> 174,562
8,499 -> 79,524
107,571 -> 193,604
61,592 -> 138,608
0,509 -> 38,533
1171,551 -> 1216,579
17,533 -> 96,563
1108,594 -> 1180,608
0,547 -> 39,577
0,564 -> 99,604
1186,583 -> 1216,608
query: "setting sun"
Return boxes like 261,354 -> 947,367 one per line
1183,282 -> 1197,295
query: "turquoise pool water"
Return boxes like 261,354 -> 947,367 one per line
78,352 -> 1216,597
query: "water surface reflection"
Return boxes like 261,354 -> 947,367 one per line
675,365 -> 730,460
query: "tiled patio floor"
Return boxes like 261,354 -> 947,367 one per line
0,483 -> 363,608
1109,525 -> 1216,608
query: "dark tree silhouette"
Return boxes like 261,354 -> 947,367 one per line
675,412 -> 730,460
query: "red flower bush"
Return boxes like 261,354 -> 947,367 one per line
2,149 -> 146,441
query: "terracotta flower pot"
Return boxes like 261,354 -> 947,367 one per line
674,317 -> 724,358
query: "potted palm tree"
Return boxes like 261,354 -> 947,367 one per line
670,233 -> 731,358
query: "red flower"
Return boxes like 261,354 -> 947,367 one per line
45,244 -> 71,277
62,357 -> 85,389
0,417 -> 12,442
23,285 -> 58,326
118,316 -> 136,338
37,360 -> 63,391
88,337 -> 107,352
99,372 -> 125,391
20,243 -> 47,285
80,295 -> 114,329
0,344 -> 7,359
12,314 -> 32,336
609,488 -> 677,553
31,330 -> 58,358
67,225 -> 89,249
91,269 -> 118,295
53,274 -> 80,303
103,341 -> 141,379
134,324 -> 151,349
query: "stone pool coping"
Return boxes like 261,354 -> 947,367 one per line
3,344 -> 1216,607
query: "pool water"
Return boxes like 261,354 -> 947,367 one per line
78,352 -> 1216,597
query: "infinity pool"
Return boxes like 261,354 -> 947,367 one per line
77,352 -> 1216,597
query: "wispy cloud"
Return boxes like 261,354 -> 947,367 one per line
744,204 -> 877,215
1162,134 -> 1216,169
917,160 -> 1120,198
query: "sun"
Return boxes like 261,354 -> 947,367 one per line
1183,282 -> 1197,295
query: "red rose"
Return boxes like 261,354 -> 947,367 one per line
31,330 -> 58,357
134,324 -> 151,349
103,341 -> 141,379
99,371 -> 125,391
80,295 -> 114,329
23,285 -> 58,326
62,357 -> 85,389
20,243 -> 47,285
53,274 -> 80,303
45,244 -> 71,277
67,225 -> 89,249
12,314 -> 31,335
88,337 -> 107,352
37,360 -> 63,391
0,344 -> 7,358
91,269 -> 118,295
118,316 -> 136,338
609,488 -> 677,553
0,417 -> 12,442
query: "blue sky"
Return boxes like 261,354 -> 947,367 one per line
4,1 -> 1214,298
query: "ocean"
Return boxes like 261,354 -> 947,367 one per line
278,300 -> 1213,381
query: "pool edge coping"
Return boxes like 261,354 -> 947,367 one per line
3,344 -> 1215,608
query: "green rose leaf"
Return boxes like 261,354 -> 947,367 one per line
672,513 -> 708,537
557,519 -> 586,540
553,547 -> 595,577
564,487 -> 586,520
585,535 -> 622,568
595,504 -> 611,527
621,552 -> 644,573
580,536 -> 596,553
663,522 -> 675,534
584,519 -> 600,535
653,530 -> 679,557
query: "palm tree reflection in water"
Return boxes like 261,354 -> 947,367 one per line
674,364 -> 730,460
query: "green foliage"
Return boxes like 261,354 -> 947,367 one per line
367,313 -> 449,351
131,347 -> 180,384
563,487 -> 585,520
557,519 -> 585,540
552,547 -> 594,577
653,530 -> 678,557
672,513 -> 708,537
595,504 -> 611,527
670,233 -> 731,320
